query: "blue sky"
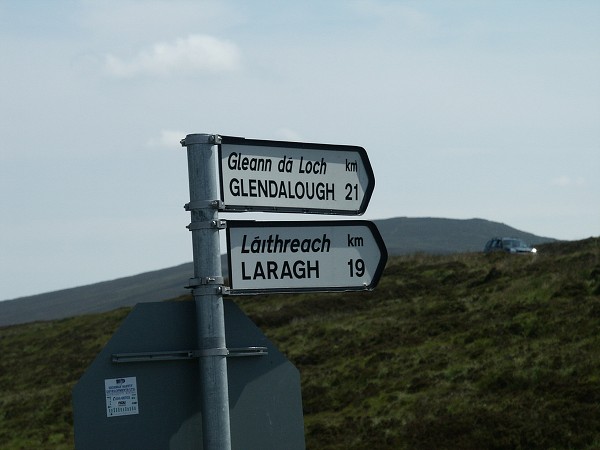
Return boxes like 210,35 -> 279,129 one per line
1,0 -> 599,300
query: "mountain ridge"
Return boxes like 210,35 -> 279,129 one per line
0,217 -> 557,327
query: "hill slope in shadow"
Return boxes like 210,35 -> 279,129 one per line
377,217 -> 554,254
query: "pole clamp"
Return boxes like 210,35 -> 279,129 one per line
180,134 -> 221,147
191,285 -> 227,296
186,276 -> 224,288
184,200 -> 224,211
186,219 -> 227,230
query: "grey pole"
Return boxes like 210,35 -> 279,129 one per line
181,133 -> 232,450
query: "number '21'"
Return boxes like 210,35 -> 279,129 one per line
345,183 -> 358,201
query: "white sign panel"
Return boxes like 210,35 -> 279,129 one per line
218,136 -> 375,215
226,220 -> 387,294
105,376 -> 139,417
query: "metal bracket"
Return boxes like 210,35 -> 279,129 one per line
228,347 -> 268,357
112,350 -> 198,363
112,346 -> 267,363
186,219 -> 227,230
184,200 -> 224,211
186,276 -> 224,289
180,134 -> 221,147
190,285 -> 227,295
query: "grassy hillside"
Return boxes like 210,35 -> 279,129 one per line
1,217 -> 556,327
1,238 -> 599,449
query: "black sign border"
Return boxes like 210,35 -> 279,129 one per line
225,219 -> 388,295
217,135 -> 375,215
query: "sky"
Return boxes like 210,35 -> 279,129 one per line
1,0 -> 599,301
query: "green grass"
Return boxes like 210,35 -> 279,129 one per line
1,238 -> 599,449
0,308 -> 130,449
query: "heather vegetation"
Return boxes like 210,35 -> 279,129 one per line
1,238 -> 599,449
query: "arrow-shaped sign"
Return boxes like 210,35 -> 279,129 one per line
226,220 -> 388,294
218,136 -> 375,215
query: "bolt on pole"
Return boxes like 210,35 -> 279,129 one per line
181,134 -> 232,450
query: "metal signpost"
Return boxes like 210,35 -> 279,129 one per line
226,220 -> 387,294
181,134 -> 231,450
218,135 -> 374,215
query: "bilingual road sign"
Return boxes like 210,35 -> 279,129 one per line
226,220 -> 388,294
218,135 -> 375,215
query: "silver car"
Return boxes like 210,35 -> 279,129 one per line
484,237 -> 537,254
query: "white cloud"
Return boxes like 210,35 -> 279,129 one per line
351,0 -> 439,34
147,130 -> 187,149
273,128 -> 303,142
552,175 -> 585,187
105,34 -> 241,78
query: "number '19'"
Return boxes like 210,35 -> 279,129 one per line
348,258 -> 365,277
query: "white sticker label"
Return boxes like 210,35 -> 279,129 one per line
105,376 -> 139,417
